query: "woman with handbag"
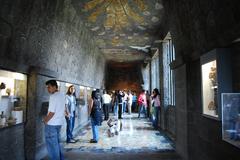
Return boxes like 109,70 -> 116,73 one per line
89,89 -> 102,143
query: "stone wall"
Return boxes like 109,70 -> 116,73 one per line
162,0 -> 240,159
165,106 -> 176,138
163,0 -> 240,59
0,0 -> 105,87
0,0 -> 106,159
0,124 -> 25,160
174,65 -> 188,160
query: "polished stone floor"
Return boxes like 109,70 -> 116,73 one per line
44,114 -> 181,160
64,114 -> 174,153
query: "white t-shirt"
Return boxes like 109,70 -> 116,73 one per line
47,92 -> 65,126
102,94 -> 112,104
128,94 -> 133,104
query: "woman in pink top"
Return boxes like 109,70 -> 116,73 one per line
138,90 -> 147,118
151,88 -> 161,129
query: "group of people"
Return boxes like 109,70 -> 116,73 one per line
43,80 -> 80,160
137,89 -> 161,129
43,79 -> 161,160
43,81 -> 104,160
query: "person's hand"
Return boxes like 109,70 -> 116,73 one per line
65,111 -> 70,118
75,113 -> 78,118
42,117 -> 47,124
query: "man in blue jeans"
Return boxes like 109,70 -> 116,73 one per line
43,80 -> 66,160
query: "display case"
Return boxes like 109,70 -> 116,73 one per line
87,87 -> 92,104
79,86 -> 85,105
222,93 -> 240,148
201,48 -> 232,119
0,70 -> 27,128
201,60 -> 218,117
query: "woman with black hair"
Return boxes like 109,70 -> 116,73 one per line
89,89 -> 102,143
65,85 -> 77,143
151,88 -> 161,129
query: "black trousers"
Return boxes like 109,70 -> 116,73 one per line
118,103 -> 123,119
103,103 -> 110,120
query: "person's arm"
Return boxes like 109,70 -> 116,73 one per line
88,99 -> 93,116
43,112 -> 55,124
65,96 -> 70,117
65,104 -> 70,117
43,95 -> 55,124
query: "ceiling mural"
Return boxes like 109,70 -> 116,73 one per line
72,0 -> 164,62
84,0 -> 146,31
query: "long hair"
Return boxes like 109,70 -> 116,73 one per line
91,89 -> 100,100
66,85 -> 76,97
152,88 -> 160,98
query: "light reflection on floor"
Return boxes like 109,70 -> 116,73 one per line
64,113 -> 174,153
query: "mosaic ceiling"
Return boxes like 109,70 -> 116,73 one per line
72,0 -> 164,61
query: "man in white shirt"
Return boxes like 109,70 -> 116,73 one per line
101,90 -> 112,120
43,80 -> 65,160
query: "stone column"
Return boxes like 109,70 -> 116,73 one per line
25,67 -> 58,160
175,63 -> 188,160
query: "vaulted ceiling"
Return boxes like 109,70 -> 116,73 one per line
72,0 -> 165,62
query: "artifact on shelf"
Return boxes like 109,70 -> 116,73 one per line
208,101 -> 216,110
209,66 -> 217,87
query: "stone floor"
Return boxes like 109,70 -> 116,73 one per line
64,114 -> 174,152
46,114 -> 181,160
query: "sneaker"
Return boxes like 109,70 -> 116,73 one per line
90,139 -> 98,143
71,138 -> 78,142
67,139 -> 76,143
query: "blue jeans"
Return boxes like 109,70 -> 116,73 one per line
91,118 -> 99,141
123,101 -> 127,113
45,125 -> 64,160
138,104 -> 146,118
152,107 -> 160,129
66,112 -> 75,142
114,102 -> 118,116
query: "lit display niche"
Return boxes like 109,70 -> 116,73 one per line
201,48 -> 232,119
0,70 -> 27,128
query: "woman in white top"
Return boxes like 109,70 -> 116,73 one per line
151,88 -> 161,129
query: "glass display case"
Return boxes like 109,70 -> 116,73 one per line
79,86 -> 85,105
201,60 -> 218,117
201,48 -> 232,119
87,87 -> 92,103
0,70 -> 27,128
222,93 -> 240,148
86,87 -> 93,118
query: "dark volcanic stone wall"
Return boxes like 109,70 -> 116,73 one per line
0,0 -> 105,159
0,0 -> 105,87
163,0 -> 240,59
162,0 -> 240,159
